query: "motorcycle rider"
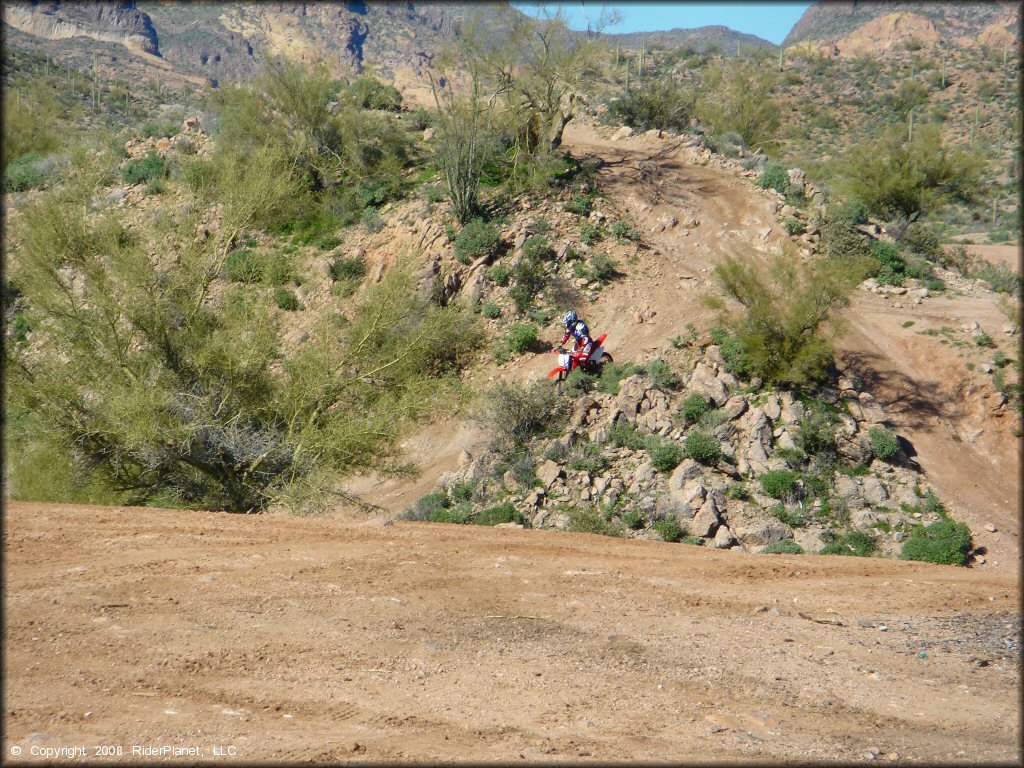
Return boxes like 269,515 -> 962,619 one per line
558,309 -> 594,362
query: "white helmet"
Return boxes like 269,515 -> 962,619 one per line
562,309 -> 577,328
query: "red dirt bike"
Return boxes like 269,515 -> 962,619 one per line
546,333 -> 612,394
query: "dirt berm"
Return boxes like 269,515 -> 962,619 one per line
3,501 -> 1019,763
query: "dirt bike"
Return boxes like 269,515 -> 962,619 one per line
546,333 -> 612,394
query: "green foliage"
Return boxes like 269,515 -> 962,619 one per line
510,256 -> 548,314
974,332 -> 994,348
654,517 -> 683,542
567,507 -> 622,537
834,124 -> 984,218
868,427 -> 900,462
683,431 -> 720,464
121,151 -> 167,185
819,530 -> 877,557
679,393 -> 708,425
884,79 -> 928,117
564,194 -> 595,216
782,216 -> 803,236
487,263 -> 511,286
695,58 -> 780,150
595,362 -> 641,395
795,405 -> 836,457
567,441 -> 609,473
522,235 -> 553,261
580,222 -> 603,245
454,219 -> 500,264
273,287 -> 300,311
646,437 -> 686,471
757,163 -> 788,194
607,77 -> 695,133
899,223 -> 944,261
360,208 -> 384,233
482,301 -> 501,319
503,323 -> 538,355
770,503 -> 806,528
564,366 -> 599,396
476,503 -> 524,526
584,252 -> 618,283
709,253 -> 862,388
900,519 -> 972,566
606,420 -> 647,450
760,470 -> 799,500
347,75 -> 403,111
646,359 -> 681,390
726,481 -> 749,500
328,254 -> 367,297
763,538 -> 803,554
621,509 -> 644,530
610,220 -> 642,243
3,152 -> 53,192
224,250 -> 295,286
429,503 -> 473,524
870,241 -> 907,286
481,381 -> 561,452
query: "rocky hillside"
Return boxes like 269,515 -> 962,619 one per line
606,25 -> 775,54
784,1 -> 1020,55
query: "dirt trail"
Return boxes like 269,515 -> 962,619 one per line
3,501 -> 1019,763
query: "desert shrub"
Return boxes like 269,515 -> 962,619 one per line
567,507 -> 621,537
770,503 -> 806,528
654,517 -> 683,542
606,420 -> 647,450
482,302 -> 501,319
224,250 -> 265,283
782,216 -> 803,235
684,431 -> 720,464
868,427 -> 899,462
328,254 -> 367,296
429,502 -> 473,524
606,77 -> 695,133
819,530 -> 877,557
610,219 -> 642,243
696,58 -> 780,150
476,503 -> 523,526
709,253 -> 862,388
900,519 -> 972,566
450,481 -> 475,502
454,219 -> 499,264
3,153 -> 51,192
884,79 -> 928,117
757,162 -> 788,193
274,287 -> 300,311
522,235 -> 553,261
621,509 -> 644,530
974,332 -> 994,348
412,491 -> 451,518
564,366 -> 599,396
795,406 -> 836,457
564,194 -> 595,216
122,151 -> 167,185
760,470 -> 798,500
360,208 -> 384,233
503,323 -> 538,355
763,538 -> 803,554
679,393 -> 708,425
834,124 -> 984,218
725,481 -> 749,500
510,256 -> 548,313
583,253 -> 618,283
487,263 -> 511,286
481,380 -> 560,451
646,359 -> 681,390
580,222 -> 603,245
870,241 -> 906,286
347,75 -> 403,111
900,223 -> 944,261
646,437 -> 686,471
567,441 -> 609,473
596,362 -> 641,395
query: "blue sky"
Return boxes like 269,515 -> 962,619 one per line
514,2 -> 812,45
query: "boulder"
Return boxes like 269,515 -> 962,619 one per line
722,395 -> 748,421
537,460 -> 564,489
690,496 -> 721,538
713,525 -> 737,549
611,126 -> 634,141
861,476 -> 889,504
616,375 -> 648,421
762,395 -> 781,420
669,459 -> 703,490
833,475 -> 860,500
689,362 -> 729,406
734,520 -> 792,548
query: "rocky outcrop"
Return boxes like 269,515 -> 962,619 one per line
4,1 -> 160,55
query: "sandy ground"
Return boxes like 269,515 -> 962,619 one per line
3,501 -> 1020,763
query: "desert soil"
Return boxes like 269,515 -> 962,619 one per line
3,501 -> 1020,763
4,122 -> 1020,764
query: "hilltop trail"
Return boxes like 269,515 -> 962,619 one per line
351,121 -> 1019,573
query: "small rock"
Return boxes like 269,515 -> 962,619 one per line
984,523 -> 997,532
611,126 -> 634,141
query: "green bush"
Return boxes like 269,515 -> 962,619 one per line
564,194 -> 594,216
870,241 -> 906,286
360,208 -> 384,233
429,502 -> 473,524
274,287 -> 300,311
654,517 -> 683,542
481,381 -> 560,450
122,152 -> 167,185
606,77 -> 695,133
522,235 -> 553,261
412,491 -> 451,518
684,431 -> 720,464
646,360 -> 681,390
679,393 -> 708,425
900,223 -> 944,261
770,503 -> 805,528
224,250 -> 264,283
567,442 -> 609,473
974,332 -> 994,348
900,519 -> 973,566
757,162 -> 788,193
567,507 -> 622,537
328,254 -> 367,296
610,220 -> 642,243
763,538 -> 804,554
868,427 -> 899,462
726,481 -> 749,500
348,75 -> 403,111
795,406 -> 836,457
819,530 -> 877,557
595,362 -> 641,395
454,219 -> 499,264
564,366 -> 599,396
476,503 -> 524,526
759,470 -> 799,500
647,437 -> 686,471
503,323 -> 538,355
450,481 -> 474,502
580,222 -> 603,245
621,509 -> 645,530
3,153 -> 49,192
606,420 -> 647,450
510,256 -> 548,314
586,253 -> 618,282
487,263 -> 511,286
482,302 -> 501,319
782,216 -> 803,236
